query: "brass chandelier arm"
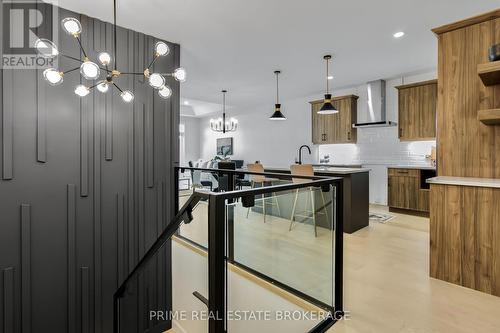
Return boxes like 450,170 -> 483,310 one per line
75,36 -> 88,59
146,55 -> 159,70
60,54 -> 84,63
119,72 -> 146,75
87,81 -> 101,90
62,67 -> 80,75
112,82 -> 124,93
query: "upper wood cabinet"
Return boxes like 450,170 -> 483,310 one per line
311,95 -> 358,144
396,80 -> 437,141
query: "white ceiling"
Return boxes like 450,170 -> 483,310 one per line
56,0 -> 499,116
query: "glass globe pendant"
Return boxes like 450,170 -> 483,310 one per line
148,73 -> 165,89
121,90 -> 134,103
98,52 -> 111,66
61,17 -> 82,35
43,68 -> 63,86
158,85 -> 172,99
96,81 -> 109,93
155,42 -> 170,56
173,68 -> 187,82
34,39 -> 59,58
80,60 -> 100,80
74,85 -> 90,97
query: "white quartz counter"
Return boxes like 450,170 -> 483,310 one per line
389,164 -> 436,170
265,166 -> 371,175
427,176 -> 500,189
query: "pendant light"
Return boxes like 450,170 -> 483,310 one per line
210,90 -> 238,133
269,70 -> 287,120
36,0 -> 186,102
318,55 -> 338,114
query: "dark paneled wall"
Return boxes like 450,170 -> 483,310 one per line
0,5 -> 180,333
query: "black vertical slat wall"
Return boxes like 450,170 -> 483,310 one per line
0,5 -> 180,333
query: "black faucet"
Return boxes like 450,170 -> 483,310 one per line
297,145 -> 311,165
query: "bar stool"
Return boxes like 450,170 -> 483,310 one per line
289,164 -> 329,237
246,163 -> 281,223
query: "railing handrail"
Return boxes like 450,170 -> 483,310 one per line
113,191 -> 208,333
210,177 -> 340,200
177,166 -> 336,181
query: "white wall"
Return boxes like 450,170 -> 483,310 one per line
195,70 -> 437,205
198,96 -> 318,167
180,116 -> 201,165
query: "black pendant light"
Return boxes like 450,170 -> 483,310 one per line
269,70 -> 287,120
318,55 -> 338,114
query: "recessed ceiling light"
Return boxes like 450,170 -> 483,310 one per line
393,31 -> 405,38
184,101 -> 189,105
327,76 -> 333,80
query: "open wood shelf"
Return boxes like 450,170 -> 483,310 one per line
478,109 -> 500,125
478,61 -> 500,86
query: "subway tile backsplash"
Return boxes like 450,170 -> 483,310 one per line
318,126 -> 436,166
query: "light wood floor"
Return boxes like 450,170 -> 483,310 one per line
178,194 -> 500,332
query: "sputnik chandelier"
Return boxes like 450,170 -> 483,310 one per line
35,0 -> 186,102
210,90 -> 238,133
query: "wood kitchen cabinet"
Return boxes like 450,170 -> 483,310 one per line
396,80 -> 437,141
388,167 -> 436,215
311,94 -> 358,144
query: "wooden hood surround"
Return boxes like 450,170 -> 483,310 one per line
430,9 -> 500,297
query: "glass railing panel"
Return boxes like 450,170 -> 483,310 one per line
178,198 -> 209,248
171,198 -> 210,333
230,185 -> 336,308
226,261 -> 326,332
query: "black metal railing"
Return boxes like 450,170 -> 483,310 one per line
114,166 -> 344,333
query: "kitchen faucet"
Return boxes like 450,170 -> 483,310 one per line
297,145 -> 311,165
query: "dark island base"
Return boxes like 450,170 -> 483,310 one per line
255,169 -> 370,234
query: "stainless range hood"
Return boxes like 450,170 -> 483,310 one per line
353,79 -> 397,128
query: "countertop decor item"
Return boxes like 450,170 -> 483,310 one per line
210,90 -> 238,133
269,70 -> 287,120
36,0 -> 186,102
489,43 -> 500,62
318,55 -> 338,114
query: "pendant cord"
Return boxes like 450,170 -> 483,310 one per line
276,72 -> 279,104
222,91 -> 226,133
113,0 -> 117,70
223,90 -> 226,118
326,58 -> 329,94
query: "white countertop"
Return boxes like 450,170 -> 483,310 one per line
389,164 -> 436,170
265,166 -> 370,175
427,176 -> 500,189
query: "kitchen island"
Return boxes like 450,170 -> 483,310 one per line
258,166 -> 370,234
